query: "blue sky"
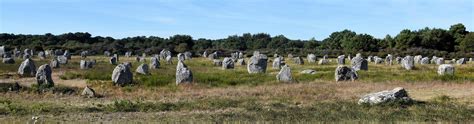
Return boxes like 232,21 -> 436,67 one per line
1,0 -> 473,40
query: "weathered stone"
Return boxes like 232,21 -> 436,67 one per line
323,55 -> 328,60
184,52 -> 192,60
401,56 -> 414,70
63,50 -> 71,59
123,62 -> 132,68
318,59 -> 329,65
22,54 -> 31,60
294,57 -> 304,65
236,59 -> 246,66
276,65 -> 292,82
2,58 -> 15,64
176,61 -> 193,85
273,57 -> 285,69
208,53 -> 217,60
177,53 -> 185,61
436,58 -> 444,65
307,54 -> 317,63
36,64 -> 54,87
125,51 -> 133,57
104,51 -> 111,57
337,55 -> 345,65
18,58 -> 36,76
335,65 -> 358,81
358,87 -> 412,105
385,54 -> 393,65
113,54 -> 119,62
367,56 -> 373,62
414,55 -> 422,64
80,60 -> 94,69
150,57 -> 160,69
38,51 -> 46,59
431,56 -> 438,64
81,51 -> 88,58
136,63 -> 149,75
160,49 -> 171,60
222,57 -> 234,69
247,54 -> 268,74
351,56 -> 368,71
202,50 -> 208,58
213,59 -> 222,66
109,56 -> 117,65
57,56 -> 68,64
50,59 -> 60,68
438,64 -> 454,75
300,69 -> 316,74
395,57 -> 402,64
238,52 -> 244,59
0,46 -> 4,57
374,57 -> 384,64
166,55 -> 173,64
456,58 -> 466,65
420,57 -> 430,65
81,86 -> 96,98
111,64 -> 133,86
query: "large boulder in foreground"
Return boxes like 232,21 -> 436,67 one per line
438,64 -> 454,75
36,64 -> 54,87
18,58 -> 36,76
335,65 -> 358,81
247,54 -> 268,74
276,65 -> 292,82
358,87 -> 412,105
176,60 -> 193,85
351,56 -> 368,71
111,64 -> 133,86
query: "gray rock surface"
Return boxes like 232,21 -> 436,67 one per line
420,57 -> 430,65
36,64 -> 54,87
111,64 -> 133,86
300,69 -> 316,74
351,56 -> 368,71
135,63 -> 149,75
222,57 -> 234,69
335,65 -> 358,81
81,86 -> 96,98
273,57 -> 284,69
18,58 -> 36,76
150,57 -> 160,69
247,54 -> 268,73
176,61 -> 193,85
358,87 -> 412,105
438,64 -> 454,75
2,58 -> 14,64
401,56 -> 414,70
337,55 -> 345,65
307,54 -> 317,63
276,65 -> 292,82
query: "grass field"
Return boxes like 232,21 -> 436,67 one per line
0,55 -> 473,123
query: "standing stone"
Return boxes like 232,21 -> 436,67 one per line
2,58 -> 14,64
110,56 -> 117,65
358,87 -> 412,105
276,65 -> 292,82
208,53 -> 217,60
318,59 -> 329,65
456,58 -> 466,65
177,53 -> 185,61
385,54 -> 393,65
294,57 -> 304,65
150,57 -> 160,69
351,56 -> 368,71
113,54 -> 119,62
323,55 -> 328,60
22,54 -> 31,60
431,56 -> 438,64
81,51 -> 88,58
18,58 -> 36,76
395,57 -> 402,64
335,65 -> 358,81
80,60 -> 94,69
125,51 -> 133,57
222,57 -> 234,69
247,54 -> 268,74
36,64 -> 54,87
38,51 -> 46,59
436,58 -> 444,65
401,56 -> 414,70
414,55 -> 422,64
0,46 -> 4,57
63,50 -> 71,59
184,52 -> 192,60
307,54 -> 317,63
420,57 -> 430,65
288,54 -> 293,58
81,86 -> 96,98
136,63 -> 149,75
273,57 -> 284,69
374,57 -> 384,64
50,58 -> 60,68
470,58 -> 473,62
176,60 -> 193,85
438,64 -> 454,75
234,59 -> 244,66
213,59 -> 222,66
57,56 -> 68,64
111,64 -> 133,86
238,52 -> 244,59
166,55 -> 173,64
337,55 -> 345,65
202,50 -> 208,58
367,56 -> 373,62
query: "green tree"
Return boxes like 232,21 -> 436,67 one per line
394,29 -> 420,49
459,32 -> 474,52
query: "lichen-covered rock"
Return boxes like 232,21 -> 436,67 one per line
166,55 -> 173,64
307,54 -> 317,63
222,57 -> 234,69
358,87 -> 412,105
184,52 -> 192,60
276,65 -> 292,82
18,58 -> 36,76
431,56 -> 439,64
135,63 -> 149,75
420,57 -> 430,65
374,57 -> 384,64
2,58 -> 14,64
247,54 -> 268,74
335,65 -> 358,81
81,86 -> 96,98
294,57 -> 304,65
208,53 -> 217,60
337,55 -> 345,65
176,61 -> 193,85
111,64 -> 133,86
401,56 -> 414,70
300,69 -> 316,74
38,51 -> 46,59
414,55 -> 422,64
438,64 -> 454,75
63,50 -> 71,59
36,64 -> 54,87
351,56 -> 368,71
150,57 -> 160,69
272,57 -> 284,69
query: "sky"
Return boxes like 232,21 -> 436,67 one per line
0,0 -> 473,40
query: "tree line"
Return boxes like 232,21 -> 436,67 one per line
0,23 -> 473,58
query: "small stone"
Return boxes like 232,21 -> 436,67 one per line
135,63 -> 149,75
358,87 -> 412,105
438,64 -> 454,75
300,69 -> 316,74
81,86 -> 96,98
